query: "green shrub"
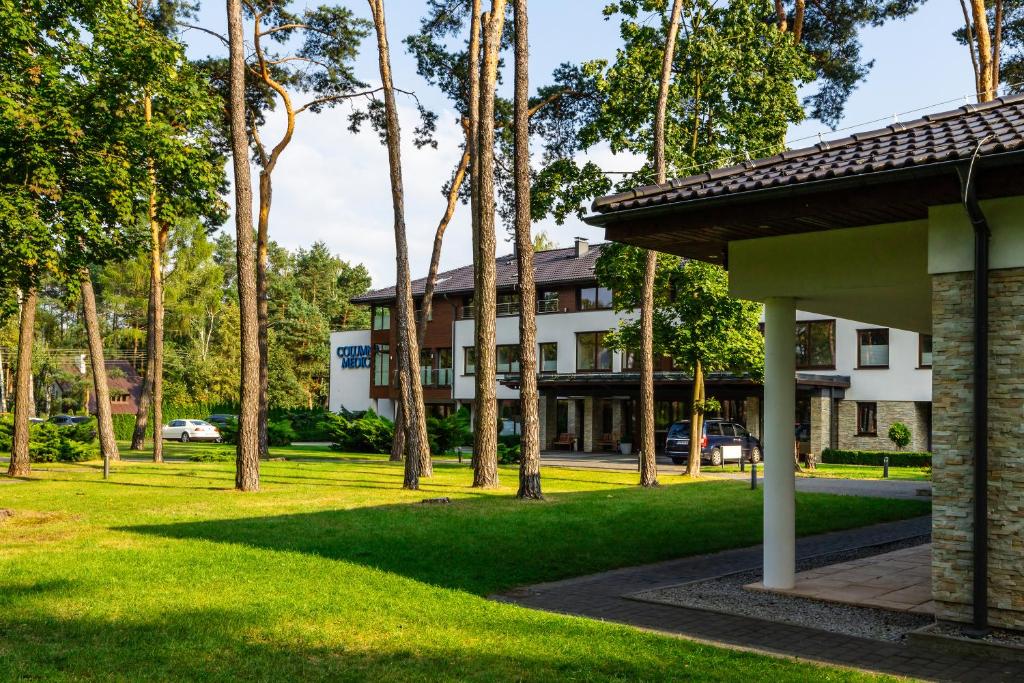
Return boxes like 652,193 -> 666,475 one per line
426,408 -> 472,454
887,421 -> 911,450
111,403 -> 239,440
188,451 -> 233,462
267,419 -> 296,447
325,410 -> 394,454
27,423 -> 97,463
497,442 -> 521,465
821,448 -> 931,467
0,413 -> 12,453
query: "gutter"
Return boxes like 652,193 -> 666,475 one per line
957,146 -> 991,637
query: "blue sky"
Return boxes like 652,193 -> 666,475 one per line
185,1 -> 978,287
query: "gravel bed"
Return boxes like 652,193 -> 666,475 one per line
926,622 -> 1024,648
630,535 -> 933,642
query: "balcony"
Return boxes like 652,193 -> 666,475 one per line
420,367 -> 454,387
461,299 -> 558,319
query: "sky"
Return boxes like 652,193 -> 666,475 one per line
184,1 -> 978,289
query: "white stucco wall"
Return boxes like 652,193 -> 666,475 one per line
452,308 -> 637,401
791,311 -> 931,402
328,330 -> 373,413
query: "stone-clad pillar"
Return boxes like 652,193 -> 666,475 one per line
932,268 -> 1024,630
809,391 -> 831,461
743,396 -> 761,439
583,396 -> 595,452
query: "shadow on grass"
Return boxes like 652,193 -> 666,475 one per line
123,481 -> 930,597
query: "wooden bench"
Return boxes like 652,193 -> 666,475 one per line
551,432 -> 576,450
596,433 -> 618,451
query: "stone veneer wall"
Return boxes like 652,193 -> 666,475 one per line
836,400 -> 930,452
809,393 -> 831,458
932,269 -> 1024,630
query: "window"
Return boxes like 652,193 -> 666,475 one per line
420,349 -> 434,386
795,320 -> 836,369
463,346 -> 476,375
537,290 -> 559,313
373,344 -> 390,386
539,342 -> 558,372
496,344 -> 521,373
437,349 -> 453,386
372,306 -> 390,330
576,332 -> 612,371
496,293 -> 520,316
857,402 -> 877,436
919,334 -> 933,368
623,349 -> 637,370
857,328 -> 889,368
578,286 -> 613,310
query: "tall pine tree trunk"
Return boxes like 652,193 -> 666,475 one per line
970,0 -> 995,101
685,358 -> 704,477
257,171 -> 271,460
368,0 -> 430,490
131,281 -> 155,449
472,0 -> 506,489
227,0 -> 261,491
513,0 -> 541,500
80,271 -> 120,463
639,0 -> 684,487
8,288 -> 36,477
0,347 -> 8,414
390,399 -> 405,461
467,0 -> 483,472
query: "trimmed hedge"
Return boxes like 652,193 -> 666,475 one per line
111,403 -> 237,441
821,448 -> 932,467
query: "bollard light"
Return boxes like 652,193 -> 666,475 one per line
740,456 -> 745,472
883,455 -> 889,479
751,461 -> 758,490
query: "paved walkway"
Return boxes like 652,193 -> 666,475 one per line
748,543 -> 934,615
495,517 -> 1023,682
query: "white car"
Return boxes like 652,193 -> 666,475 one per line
162,419 -> 222,443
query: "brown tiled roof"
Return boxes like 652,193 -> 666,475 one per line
352,243 -> 607,304
590,94 -> 1024,216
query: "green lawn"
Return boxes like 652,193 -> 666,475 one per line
798,463 -> 931,481
0,452 -> 929,681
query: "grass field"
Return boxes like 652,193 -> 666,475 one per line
695,461 -> 930,481
0,451 -> 930,681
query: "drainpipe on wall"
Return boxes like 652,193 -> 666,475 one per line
957,146 -> 991,637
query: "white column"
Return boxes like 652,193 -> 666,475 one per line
764,297 -> 796,590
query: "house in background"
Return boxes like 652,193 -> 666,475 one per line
87,359 -> 144,415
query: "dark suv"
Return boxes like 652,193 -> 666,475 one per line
664,419 -> 762,466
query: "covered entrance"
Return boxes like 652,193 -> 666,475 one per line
587,96 -> 1024,632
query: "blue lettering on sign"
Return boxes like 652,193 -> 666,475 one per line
336,345 -> 372,370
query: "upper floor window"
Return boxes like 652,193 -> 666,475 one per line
463,346 -> 476,375
578,286 -> 613,311
496,293 -> 520,316
795,319 -> 836,369
623,349 -> 637,370
537,290 -> 559,313
577,331 -> 612,371
496,344 -> 520,374
919,334 -> 933,368
857,328 -> 889,368
372,306 -> 390,330
373,344 -> 390,386
540,342 -> 558,373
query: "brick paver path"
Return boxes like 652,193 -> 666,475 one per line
495,517 -> 1024,682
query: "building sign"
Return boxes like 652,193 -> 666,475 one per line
337,345 -> 372,369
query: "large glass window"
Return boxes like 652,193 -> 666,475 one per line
795,319 -> 836,369
496,293 -> 520,316
437,348 -> 453,386
372,306 -> 390,330
576,332 -> 612,371
496,344 -> 520,373
537,290 -> 559,313
857,402 -> 877,436
539,342 -> 558,373
857,328 -> 890,368
919,334 -> 933,368
463,346 -> 476,375
373,344 -> 390,386
578,286 -> 613,310
419,349 -> 434,386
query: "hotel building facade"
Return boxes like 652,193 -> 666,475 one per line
330,239 -> 932,455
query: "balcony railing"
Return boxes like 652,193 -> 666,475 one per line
420,367 -> 454,387
461,299 -> 559,319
